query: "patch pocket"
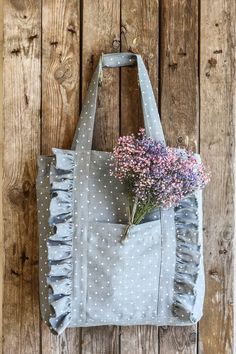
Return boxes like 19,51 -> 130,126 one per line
86,220 -> 162,325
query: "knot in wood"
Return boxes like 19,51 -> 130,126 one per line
189,332 -> 197,343
54,60 -> 73,83
112,39 -> 120,50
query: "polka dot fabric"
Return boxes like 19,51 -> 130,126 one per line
36,53 -> 205,335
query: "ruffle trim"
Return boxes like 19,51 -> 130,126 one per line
47,148 -> 75,334
172,194 -> 201,323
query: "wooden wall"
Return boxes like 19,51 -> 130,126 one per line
1,0 -> 235,353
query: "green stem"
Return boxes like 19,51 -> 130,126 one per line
120,223 -> 133,244
120,198 -> 156,243
120,197 -> 138,243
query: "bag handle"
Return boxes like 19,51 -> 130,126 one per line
71,52 -> 165,151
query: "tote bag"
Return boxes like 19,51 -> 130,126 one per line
37,52 -> 205,335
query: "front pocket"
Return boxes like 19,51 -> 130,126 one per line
85,220 -> 162,325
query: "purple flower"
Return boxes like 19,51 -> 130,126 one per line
111,129 -> 210,214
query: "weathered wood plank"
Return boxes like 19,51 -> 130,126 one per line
159,326 -> 197,354
159,0 -> 199,150
0,0 -> 3,352
120,0 -> 159,136
42,0 -> 80,154
199,0 -> 235,353
80,1 -> 120,352
2,1 -> 234,353
2,1 -> 41,353
81,0 -> 120,153
120,1 -> 159,353
41,324 -> 81,354
41,0 -> 81,352
120,326 -> 159,354
81,326 -> 120,354
158,0 -> 199,353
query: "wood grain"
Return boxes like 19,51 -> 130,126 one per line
159,0 -> 199,151
199,0 -> 235,353
41,0 -> 81,352
0,0 -> 3,352
81,0 -> 120,152
81,1 -> 121,352
3,0 -> 41,353
158,0 -> 199,353
81,326 -> 119,354
120,1 -> 159,353
1,0 -> 235,353
120,326 -> 159,354
42,0 -> 80,154
120,0 -> 159,136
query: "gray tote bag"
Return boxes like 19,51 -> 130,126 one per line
37,52 -> 205,335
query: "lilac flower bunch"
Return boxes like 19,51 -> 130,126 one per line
111,129 -> 210,241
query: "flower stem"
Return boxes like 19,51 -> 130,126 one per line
120,198 -> 156,243
120,197 -> 138,243
120,223 -> 133,244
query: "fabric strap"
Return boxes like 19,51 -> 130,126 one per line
71,52 -> 165,151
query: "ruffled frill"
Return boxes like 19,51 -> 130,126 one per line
47,148 -> 75,334
172,194 -> 201,322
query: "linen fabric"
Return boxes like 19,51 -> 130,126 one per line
37,52 -> 205,335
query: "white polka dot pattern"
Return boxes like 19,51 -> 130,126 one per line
36,52 -> 205,335
86,220 -> 161,324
